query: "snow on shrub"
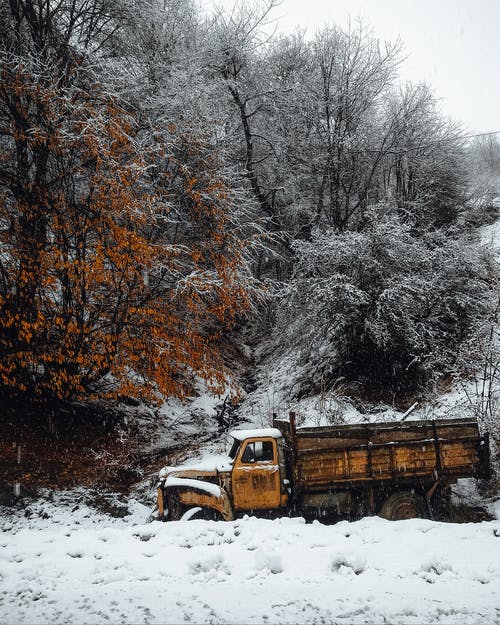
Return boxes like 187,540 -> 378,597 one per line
279,213 -> 496,395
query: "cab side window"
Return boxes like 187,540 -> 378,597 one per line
241,440 -> 274,463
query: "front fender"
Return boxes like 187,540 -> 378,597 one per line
158,483 -> 234,521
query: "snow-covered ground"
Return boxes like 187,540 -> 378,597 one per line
1,495 -> 500,625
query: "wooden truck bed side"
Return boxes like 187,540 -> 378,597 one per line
275,417 -> 488,492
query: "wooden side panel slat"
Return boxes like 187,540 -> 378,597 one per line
369,428 -> 435,444
294,418 -> 478,437
394,446 -> 436,472
440,442 -> 479,465
296,426 -> 479,448
297,437 -> 367,451
435,425 -> 479,440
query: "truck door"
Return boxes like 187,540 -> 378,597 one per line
232,438 -> 281,511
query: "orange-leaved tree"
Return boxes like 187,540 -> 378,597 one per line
0,60 -> 255,404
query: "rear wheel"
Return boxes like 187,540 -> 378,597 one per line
378,491 -> 427,520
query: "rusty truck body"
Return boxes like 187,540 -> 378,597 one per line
156,414 -> 490,522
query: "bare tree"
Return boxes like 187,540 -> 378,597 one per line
383,83 -> 467,230
308,22 -> 402,230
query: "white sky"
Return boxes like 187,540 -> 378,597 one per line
211,0 -> 500,135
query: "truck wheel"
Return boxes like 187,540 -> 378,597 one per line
180,506 -> 203,521
378,492 -> 427,520
180,506 -> 223,521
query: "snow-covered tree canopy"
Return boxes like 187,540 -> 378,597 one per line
0,0 -> 494,406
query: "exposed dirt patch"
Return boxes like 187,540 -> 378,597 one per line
1,422 -> 138,495
0,399 -> 206,503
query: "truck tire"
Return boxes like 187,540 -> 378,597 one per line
180,506 -> 203,521
378,491 -> 427,521
180,506 -> 223,521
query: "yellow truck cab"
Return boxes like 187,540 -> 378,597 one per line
156,428 -> 288,522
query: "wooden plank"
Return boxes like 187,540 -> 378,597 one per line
296,426 -> 479,449
298,439 -> 443,456
296,425 -> 369,438
441,442 -> 480,466
297,469 -> 438,487
394,446 -> 436,472
435,425 -> 479,440
347,450 -> 369,476
369,428 -> 435,444
297,419 -> 477,437
296,436 -> 368,451
441,444 -> 478,466
298,449 -> 348,464
296,418 -> 478,438
299,461 -> 345,478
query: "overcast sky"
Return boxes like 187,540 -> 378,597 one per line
212,0 -> 500,136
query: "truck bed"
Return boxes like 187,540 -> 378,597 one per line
275,418 -> 488,491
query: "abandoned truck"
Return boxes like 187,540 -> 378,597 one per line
155,413 -> 490,522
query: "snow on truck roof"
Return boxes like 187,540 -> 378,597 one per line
229,428 -> 283,441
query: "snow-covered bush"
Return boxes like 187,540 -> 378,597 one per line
278,213 -> 497,397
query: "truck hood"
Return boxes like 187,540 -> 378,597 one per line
162,475 -> 222,499
158,455 -> 233,481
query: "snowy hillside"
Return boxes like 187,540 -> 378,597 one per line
1,495 -> 499,625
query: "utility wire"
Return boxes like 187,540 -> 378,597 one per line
464,130 -> 500,139
359,129 -> 500,155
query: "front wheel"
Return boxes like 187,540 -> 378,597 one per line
378,491 -> 427,520
180,506 -> 223,521
180,506 -> 203,521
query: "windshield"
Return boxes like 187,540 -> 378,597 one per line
228,438 -> 240,460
